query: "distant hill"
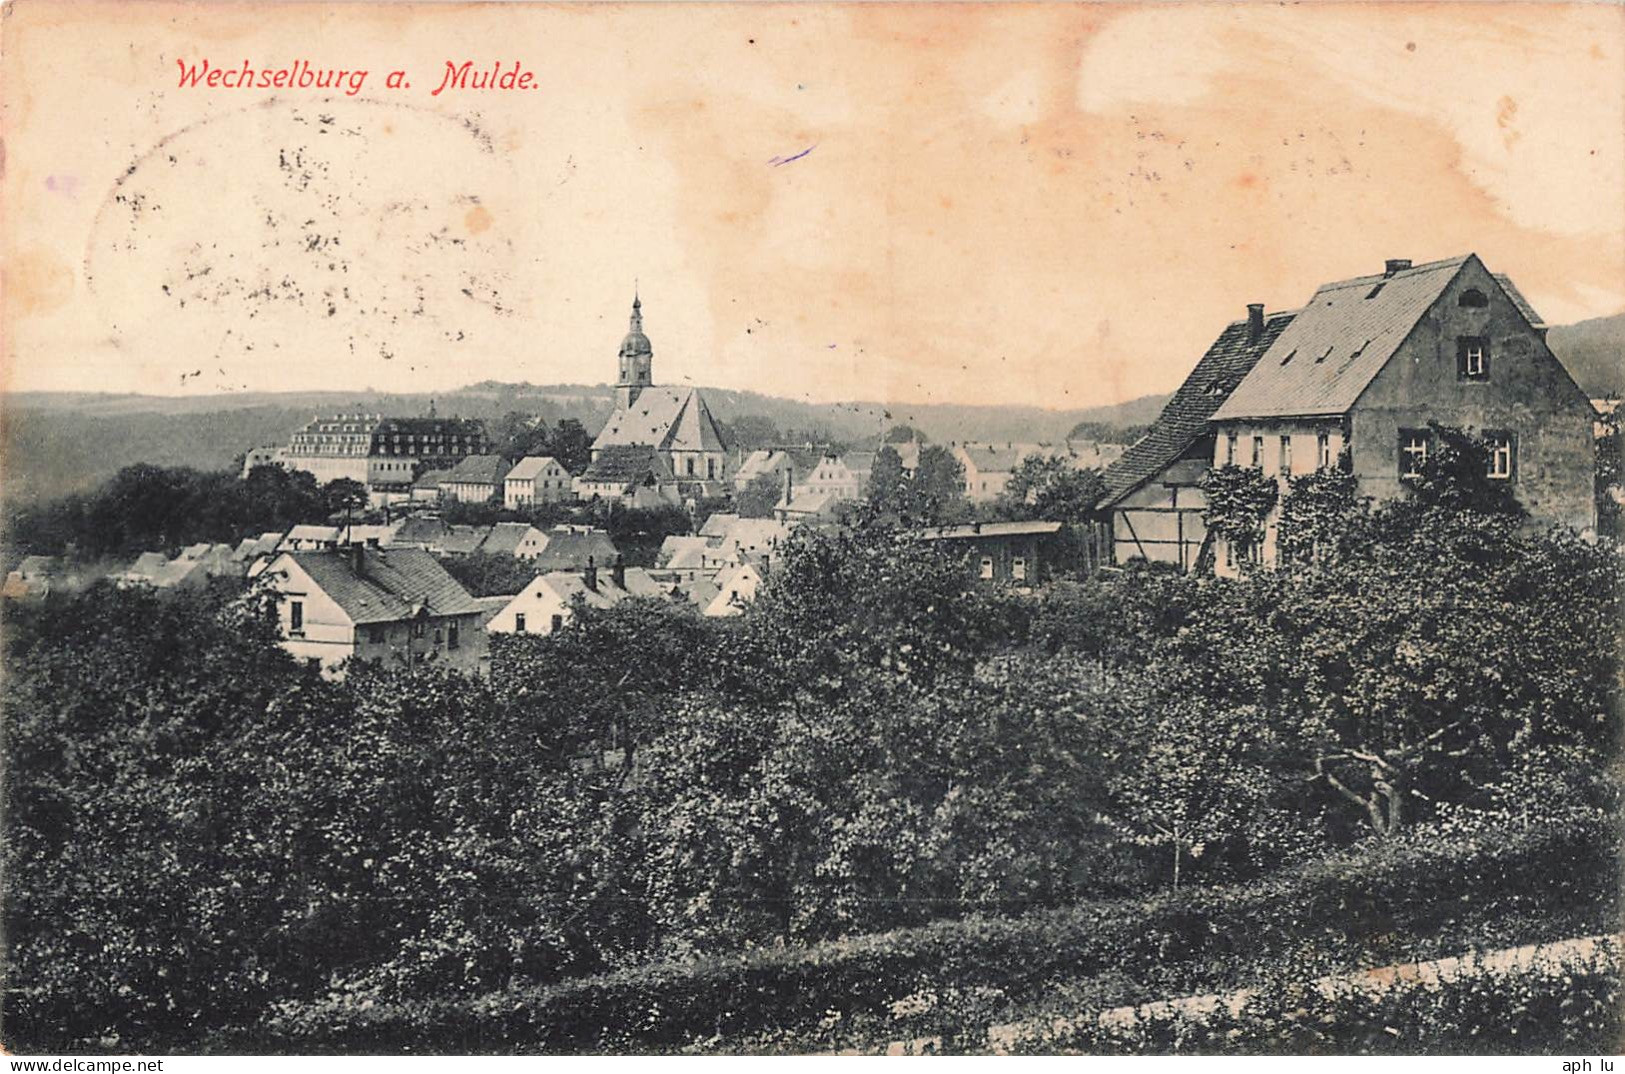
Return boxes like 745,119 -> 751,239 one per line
1547,312 -> 1625,398
0,383 -> 1168,505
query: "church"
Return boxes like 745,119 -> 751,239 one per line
573,296 -> 734,505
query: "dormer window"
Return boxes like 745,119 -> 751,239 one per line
1458,336 -> 1490,380
1458,288 -> 1488,309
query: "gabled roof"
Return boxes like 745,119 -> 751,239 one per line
1101,309 -> 1297,507
578,445 -> 674,488
658,534 -> 714,569
734,451 -> 788,483
438,525 -> 490,556
281,547 -> 482,624
775,488 -> 838,517
715,518 -> 792,556
1213,255 -> 1473,421
505,456 -> 561,482
530,529 -> 622,572
592,386 -> 731,454
413,468 -> 450,490
699,513 -> 739,539
389,516 -> 452,545
442,454 -> 511,486
478,522 -> 539,556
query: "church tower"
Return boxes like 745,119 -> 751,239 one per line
615,294 -> 654,410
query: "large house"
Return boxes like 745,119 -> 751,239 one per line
278,412 -> 490,488
1206,255 -> 1594,572
260,545 -> 487,676
578,296 -> 733,500
504,456 -> 573,508
1099,303 -> 1296,571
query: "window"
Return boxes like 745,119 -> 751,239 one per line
412,621 -> 426,639
686,457 -> 696,476
1012,556 -> 1027,581
1458,336 -> 1490,380
550,614 -> 564,632
1486,431 -> 1516,481
289,600 -> 304,633
1279,435 -> 1292,474
1226,432 -> 1238,466
367,625 -> 386,644
514,613 -> 526,633
707,458 -> 716,480
979,556 -> 994,580
1317,431 -> 1331,470
1251,436 -> 1264,469
1399,428 -> 1431,477
1458,288 -> 1488,309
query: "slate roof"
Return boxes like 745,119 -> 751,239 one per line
505,456 -> 560,482
578,445 -> 673,487
592,386 -> 731,454
284,547 -> 482,624
1493,274 -> 1543,327
699,513 -> 739,539
389,516 -> 452,546
530,529 -> 622,572
438,526 -> 490,556
413,468 -> 450,490
479,522 -> 538,556
1213,255 -> 1475,421
442,455 -> 511,487
1101,309 -> 1297,507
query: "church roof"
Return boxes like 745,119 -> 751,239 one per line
592,386 -> 731,454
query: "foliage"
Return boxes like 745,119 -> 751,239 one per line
996,455 -> 1107,524
863,445 -> 967,526
883,425 -> 927,444
1398,423 -> 1524,518
258,817 -> 1614,1053
1197,464 -> 1279,566
439,552 -> 539,598
719,414 -> 783,452
545,418 -> 594,476
1274,464 -> 1359,563
735,472 -> 782,519
1,463 -> 330,562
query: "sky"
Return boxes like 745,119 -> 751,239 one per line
3,1 -> 1622,410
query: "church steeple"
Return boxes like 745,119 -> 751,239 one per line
616,291 -> 653,410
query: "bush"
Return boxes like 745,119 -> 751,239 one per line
258,816 -> 1614,1053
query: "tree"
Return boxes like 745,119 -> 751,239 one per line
736,471 -> 783,519
863,446 -> 909,521
722,414 -> 782,452
1275,464 -> 1360,563
1401,422 -> 1523,518
492,410 -> 551,460
907,445 -> 967,524
883,424 -> 927,444
998,455 -> 1107,523
321,477 -> 369,519
545,418 -> 594,475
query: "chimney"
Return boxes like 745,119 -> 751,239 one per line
350,542 -> 365,577
1246,303 -> 1265,343
612,554 -> 626,591
1383,258 -> 1412,278
584,555 -> 598,592
783,467 -> 793,505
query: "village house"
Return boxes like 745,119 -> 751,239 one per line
504,455 -> 574,508
486,557 -> 662,637
732,449 -> 794,492
411,468 -> 450,503
579,296 -> 733,499
528,526 -> 622,572
1099,303 -> 1296,571
1203,255 -> 1596,574
915,520 -> 1064,589
260,545 -> 486,676
439,455 -> 512,505
702,562 -> 764,617
478,521 -> 549,559
573,445 -> 682,507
